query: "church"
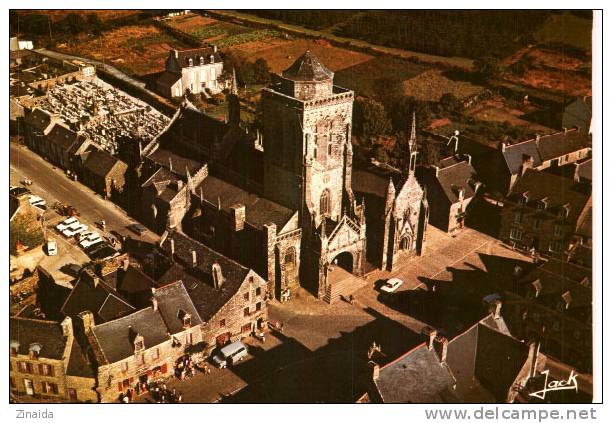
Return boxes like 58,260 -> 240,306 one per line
138,51 -> 429,302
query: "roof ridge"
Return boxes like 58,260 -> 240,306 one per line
92,306 -> 155,330
171,230 -> 250,271
380,341 -> 427,370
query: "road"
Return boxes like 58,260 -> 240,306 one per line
10,142 -> 160,246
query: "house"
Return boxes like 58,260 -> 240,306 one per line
499,169 -> 591,257
493,129 -> 591,194
156,47 -> 225,98
10,192 -> 45,256
81,149 -> 128,199
156,229 -> 269,349
10,316 -> 97,402
364,312 -> 545,403
502,259 -> 592,373
563,96 -> 592,134
418,155 -> 480,233
574,158 -> 592,184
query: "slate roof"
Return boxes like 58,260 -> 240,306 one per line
47,123 -> 79,151
157,70 -> 181,87
10,317 -> 66,360
575,158 -> 592,183
158,230 -> 258,321
83,149 -> 127,179
90,307 -> 169,364
433,159 -> 478,203
196,175 -> 295,230
61,268 -> 135,323
66,339 -> 95,378
282,51 -> 334,82
153,280 -> 203,335
375,343 -> 458,403
352,169 -> 391,199
508,169 -> 591,224
147,147 -> 201,178
502,129 -> 590,175
171,47 -> 222,69
26,108 -> 55,132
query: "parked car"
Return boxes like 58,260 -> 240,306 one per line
89,245 -> 119,260
46,239 -> 57,256
127,223 -> 147,236
28,195 -> 46,206
10,186 -> 30,197
84,241 -> 108,255
21,178 -> 33,186
213,340 -> 248,369
62,223 -> 88,238
55,217 -> 79,232
80,234 -> 103,249
380,277 -> 404,293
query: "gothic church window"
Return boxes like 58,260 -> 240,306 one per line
320,189 -> 331,216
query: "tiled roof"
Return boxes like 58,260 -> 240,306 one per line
9,317 -> 66,360
282,51 -> 334,82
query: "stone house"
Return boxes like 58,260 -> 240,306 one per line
156,47 -> 224,98
10,316 -> 97,402
82,278 -> 202,403
156,229 -> 269,350
502,259 -> 591,373
81,148 -> 128,199
499,169 -> 591,257
418,155 -> 480,233
484,128 -> 591,195
23,107 -> 61,153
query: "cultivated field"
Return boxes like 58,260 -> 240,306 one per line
399,69 -> 485,102
19,10 -> 140,22
56,25 -> 190,76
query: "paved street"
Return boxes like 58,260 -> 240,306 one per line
10,142 -> 159,246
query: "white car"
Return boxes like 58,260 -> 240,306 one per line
76,231 -> 95,242
46,239 -> 57,256
56,217 -> 79,232
63,223 -> 88,238
80,233 -> 103,249
380,278 -> 404,293
28,195 -> 46,207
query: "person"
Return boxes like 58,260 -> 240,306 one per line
122,394 -> 129,404
177,393 -> 183,403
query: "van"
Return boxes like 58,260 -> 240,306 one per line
47,239 -> 57,256
212,340 -> 248,369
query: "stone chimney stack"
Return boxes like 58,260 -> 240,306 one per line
169,156 -> 173,172
433,165 -> 440,178
434,335 -> 448,364
173,49 -> 179,59
212,262 -> 224,289
422,326 -> 438,351
61,316 -> 73,339
465,154 -> 472,165
230,204 -> 246,231
151,295 -> 158,312
78,311 -> 95,333
191,250 -> 197,267
170,238 -> 175,256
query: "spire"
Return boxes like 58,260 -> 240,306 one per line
409,110 -> 417,153
231,67 -> 238,96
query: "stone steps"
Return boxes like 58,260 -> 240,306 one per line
323,275 -> 368,304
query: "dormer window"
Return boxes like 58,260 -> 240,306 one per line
537,197 -> 547,211
189,58 -> 193,67
183,313 -> 192,328
10,340 -> 19,356
29,343 -> 42,359
133,334 -> 145,354
519,191 -> 530,206
559,204 -> 570,220
200,56 -> 204,66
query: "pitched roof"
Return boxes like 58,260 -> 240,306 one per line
282,51 -> 334,82
196,175 -> 295,230
66,339 -> 95,378
158,230 -> 259,321
432,159 -> 478,203
375,343 -> 457,403
47,122 -> 79,151
83,149 -> 127,179
90,307 -> 169,364
26,108 -> 55,132
171,47 -> 222,69
9,317 -> 67,360
153,280 -> 203,335
147,147 -> 201,178
157,70 -> 181,87
575,158 -> 592,183
508,169 -> 591,224
61,268 -> 135,323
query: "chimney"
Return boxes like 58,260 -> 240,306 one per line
170,238 -> 175,256
528,341 -> 541,378
122,258 -> 129,271
210,54 -> 215,64
78,310 -> 95,333
151,296 -> 158,312
173,49 -> 179,59
177,180 -> 183,191
474,181 -> 483,192
422,326 -> 438,351
532,279 -> 542,298
465,154 -> 472,165
433,165 -> 440,177
564,127 -> 568,135
168,156 -> 173,172
535,134 -> 541,147
212,262 -> 223,289
213,45 -> 218,53
370,361 -> 380,381
490,299 -> 502,319
191,250 -> 197,267
433,336 -> 448,364
500,142 -> 507,152
230,203 -> 246,231
60,316 -> 73,339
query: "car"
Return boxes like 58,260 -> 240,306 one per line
55,217 -> 79,232
127,223 -> 147,236
10,186 -> 30,197
80,234 -> 103,249
380,277 -> 404,293
62,223 -> 88,238
213,341 -> 248,369
21,178 -> 33,186
46,239 -> 57,256
84,241 -> 108,255
28,195 -> 46,207
89,245 -> 119,260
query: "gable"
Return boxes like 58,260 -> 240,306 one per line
327,216 -> 361,252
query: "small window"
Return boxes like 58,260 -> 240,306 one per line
220,319 -> 226,328
513,211 -> 522,224
134,340 -> 144,353
200,56 -> 204,66
138,353 -> 145,365
243,307 -> 250,317
189,58 -> 193,67
185,332 -> 193,346
121,361 -> 128,373
328,143 -> 332,156
256,287 -> 261,296
256,302 -> 262,311
510,228 -> 523,241
153,348 -> 160,360
244,292 -> 250,301
533,219 -> 541,230
553,224 -> 563,237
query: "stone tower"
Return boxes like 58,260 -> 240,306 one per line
262,51 -> 355,229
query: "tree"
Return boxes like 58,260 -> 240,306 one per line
86,13 -> 103,36
65,12 -> 87,35
439,93 -> 462,114
473,56 -> 501,82
353,98 -> 392,141
10,211 -> 44,255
